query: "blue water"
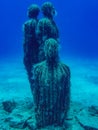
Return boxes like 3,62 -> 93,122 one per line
0,0 -> 98,106
0,0 -> 98,59
0,1 -> 98,129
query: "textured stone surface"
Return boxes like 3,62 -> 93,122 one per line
2,100 -> 16,113
27,118 -> 36,130
32,39 -> 70,128
23,4 -> 40,84
1,99 -> 98,130
36,2 -> 59,62
36,17 -> 59,62
88,105 -> 98,116
76,108 -> 98,130
8,117 -> 27,129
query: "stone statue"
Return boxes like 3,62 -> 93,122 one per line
32,38 -> 70,128
36,2 -> 59,62
23,4 -> 40,84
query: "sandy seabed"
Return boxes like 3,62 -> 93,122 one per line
0,57 -> 98,129
0,57 -> 98,106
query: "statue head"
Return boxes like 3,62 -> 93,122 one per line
41,2 -> 56,19
27,4 -> 40,18
44,38 -> 59,64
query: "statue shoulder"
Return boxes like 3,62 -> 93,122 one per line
59,62 -> 70,76
23,19 -> 38,32
23,20 -> 31,31
24,19 -> 37,28
24,20 -> 31,26
37,18 -> 51,27
39,17 -> 51,23
33,61 -> 46,73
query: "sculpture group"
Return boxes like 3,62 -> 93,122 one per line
23,2 -> 71,129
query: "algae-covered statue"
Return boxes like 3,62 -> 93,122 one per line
23,4 -> 40,83
36,2 -> 59,62
32,38 -> 70,128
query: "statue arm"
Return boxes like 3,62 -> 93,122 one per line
31,65 -> 41,106
23,23 -> 28,53
64,66 -> 71,111
36,21 -> 43,45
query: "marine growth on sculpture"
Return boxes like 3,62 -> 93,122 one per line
36,2 -> 59,62
32,38 -> 70,128
23,4 -> 40,84
23,2 -> 71,129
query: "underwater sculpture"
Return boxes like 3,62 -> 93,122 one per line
36,2 -> 59,62
23,4 -> 40,84
23,2 -> 71,129
32,38 -> 70,128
